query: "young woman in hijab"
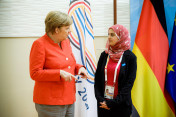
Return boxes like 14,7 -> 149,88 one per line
94,24 -> 137,117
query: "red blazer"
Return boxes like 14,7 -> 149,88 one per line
30,34 -> 82,105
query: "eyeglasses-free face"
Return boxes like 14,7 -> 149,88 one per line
108,29 -> 120,46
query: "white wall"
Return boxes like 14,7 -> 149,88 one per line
0,36 -> 107,117
0,0 -> 129,116
0,0 -> 114,37
0,38 -> 37,117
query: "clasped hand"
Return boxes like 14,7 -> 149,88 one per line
99,101 -> 110,110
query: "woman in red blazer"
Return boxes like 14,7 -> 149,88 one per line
30,11 -> 88,117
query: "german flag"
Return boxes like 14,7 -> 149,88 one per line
131,0 -> 175,116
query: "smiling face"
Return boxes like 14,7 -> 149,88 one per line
108,29 -> 120,46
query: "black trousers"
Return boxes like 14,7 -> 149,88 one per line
97,103 -> 131,117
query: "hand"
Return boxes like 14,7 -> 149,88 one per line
99,101 -> 110,110
60,70 -> 77,82
78,67 -> 89,79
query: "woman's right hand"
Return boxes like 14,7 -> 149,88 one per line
60,70 -> 77,82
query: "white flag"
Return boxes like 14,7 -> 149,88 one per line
68,0 -> 97,117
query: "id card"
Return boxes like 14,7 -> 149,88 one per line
104,85 -> 115,99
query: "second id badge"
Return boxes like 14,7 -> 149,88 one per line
104,85 -> 115,99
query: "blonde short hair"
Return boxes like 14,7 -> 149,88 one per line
45,11 -> 73,34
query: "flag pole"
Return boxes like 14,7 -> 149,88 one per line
113,0 -> 117,25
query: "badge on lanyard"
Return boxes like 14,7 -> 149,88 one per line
104,54 -> 123,99
104,85 -> 115,99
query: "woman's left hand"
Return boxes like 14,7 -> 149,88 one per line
99,101 -> 110,110
78,67 -> 89,79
